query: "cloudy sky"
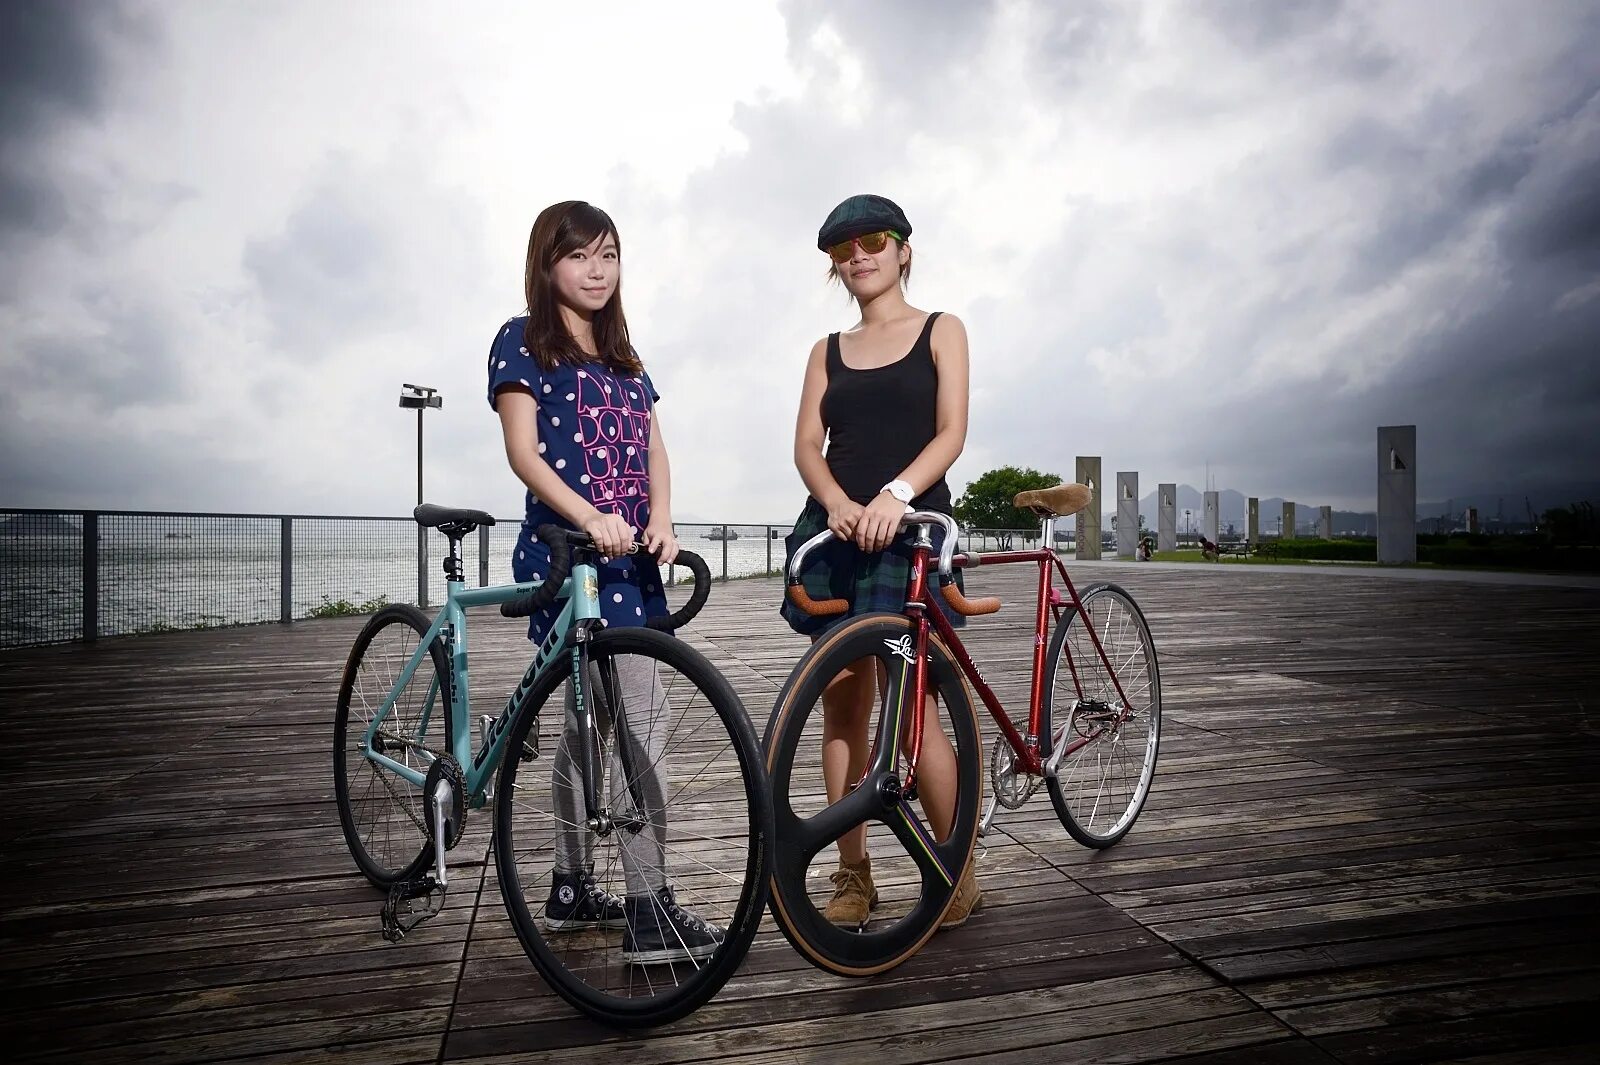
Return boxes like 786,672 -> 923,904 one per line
3,0 -> 1597,522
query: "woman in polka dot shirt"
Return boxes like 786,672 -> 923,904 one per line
488,200 -> 676,636
487,201 -> 721,962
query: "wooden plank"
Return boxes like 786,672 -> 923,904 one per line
1,559 -> 1595,1064
1311,1001 -> 1595,1064
1275,969 -> 1600,1037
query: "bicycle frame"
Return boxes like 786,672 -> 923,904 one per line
359,561 -> 601,808
892,519 -> 1142,794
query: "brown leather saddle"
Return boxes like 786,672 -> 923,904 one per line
1012,483 -> 1093,518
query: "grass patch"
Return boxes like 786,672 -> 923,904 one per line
1147,550 -> 1359,567
305,594 -> 391,619
138,619 -> 216,634
1144,546 -> 1598,575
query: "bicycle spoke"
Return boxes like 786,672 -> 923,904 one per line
1047,585 -> 1160,847
335,608 -> 446,886
792,777 -> 880,852
488,629 -> 763,1022
884,800 -> 959,889
655,838 -> 751,890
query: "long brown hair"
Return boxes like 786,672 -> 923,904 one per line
523,201 -> 643,374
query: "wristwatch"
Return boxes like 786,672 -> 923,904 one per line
881,479 -> 914,504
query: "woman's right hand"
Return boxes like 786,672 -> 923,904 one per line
582,510 -> 635,559
825,498 -> 865,540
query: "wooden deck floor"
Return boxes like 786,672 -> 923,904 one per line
2,561 -> 1597,1064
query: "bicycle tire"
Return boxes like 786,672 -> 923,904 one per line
334,604 -> 453,888
494,626 -> 771,1027
1042,583 -> 1161,849
764,612 -> 982,976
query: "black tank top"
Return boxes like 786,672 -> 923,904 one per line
820,311 -> 953,514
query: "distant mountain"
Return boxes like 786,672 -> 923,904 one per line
0,514 -> 82,537
1131,484 -> 1305,530
1111,484 -> 1372,537
1115,483 -> 1592,537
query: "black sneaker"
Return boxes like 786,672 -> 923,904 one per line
621,886 -> 725,965
543,866 -> 627,932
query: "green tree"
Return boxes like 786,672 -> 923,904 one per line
954,466 -> 1064,530
1541,501 -> 1597,545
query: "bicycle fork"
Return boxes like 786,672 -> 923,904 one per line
572,633 -> 655,839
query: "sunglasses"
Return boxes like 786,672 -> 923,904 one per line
826,230 -> 901,263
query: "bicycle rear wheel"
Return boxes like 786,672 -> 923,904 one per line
333,604 -> 452,887
494,626 -> 770,1027
764,613 -> 982,976
1043,583 -> 1161,848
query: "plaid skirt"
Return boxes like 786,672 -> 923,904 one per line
779,498 -> 969,638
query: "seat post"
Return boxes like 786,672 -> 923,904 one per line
442,529 -> 466,584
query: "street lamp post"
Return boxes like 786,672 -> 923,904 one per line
399,384 -> 442,607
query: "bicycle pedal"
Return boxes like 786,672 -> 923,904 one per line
380,875 -> 446,942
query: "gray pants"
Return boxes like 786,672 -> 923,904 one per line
550,651 -> 671,896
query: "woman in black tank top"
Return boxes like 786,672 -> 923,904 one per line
778,194 -> 983,930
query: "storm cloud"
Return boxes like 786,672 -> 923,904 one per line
0,0 -> 1596,519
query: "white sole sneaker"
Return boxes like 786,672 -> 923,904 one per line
620,941 -> 720,965
543,915 -> 629,933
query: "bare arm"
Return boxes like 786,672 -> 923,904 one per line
495,386 -> 631,556
647,412 -> 671,524
642,411 -> 680,563
896,313 -> 969,494
793,337 -> 864,538
793,337 -> 845,507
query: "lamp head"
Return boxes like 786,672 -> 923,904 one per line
398,384 -> 442,409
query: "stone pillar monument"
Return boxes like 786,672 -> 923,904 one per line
1378,425 -> 1417,562
1158,483 -> 1177,552
1247,497 -> 1260,544
1116,472 -> 1139,558
1075,456 -> 1102,560
1203,491 -> 1220,543
1282,501 -> 1296,540
1319,505 -> 1333,539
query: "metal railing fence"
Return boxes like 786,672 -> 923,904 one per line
0,510 -> 834,649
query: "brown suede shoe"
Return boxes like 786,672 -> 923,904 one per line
939,860 -> 984,929
824,856 -> 879,928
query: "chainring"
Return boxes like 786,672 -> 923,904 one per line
423,753 -> 468,849
989,736 -> 1041,810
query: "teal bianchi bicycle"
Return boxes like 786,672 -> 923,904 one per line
333,505 -> 772,1026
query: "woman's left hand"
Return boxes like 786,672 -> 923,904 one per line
642,519 -> 680,566
855,492 -> 909,553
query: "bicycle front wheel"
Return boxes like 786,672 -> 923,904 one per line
494,626 -> 771,1028
764,613 -> 982,976
333,604 -> 452,887
1043,583 -> 1161,848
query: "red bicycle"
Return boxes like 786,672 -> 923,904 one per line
765,483 -> 1161,975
